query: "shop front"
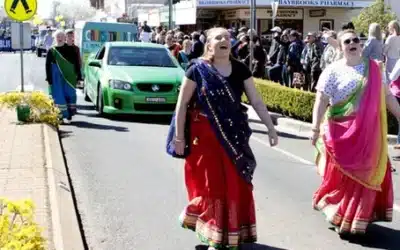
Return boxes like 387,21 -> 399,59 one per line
197,0 -> 374,34
221,8 -> 304,34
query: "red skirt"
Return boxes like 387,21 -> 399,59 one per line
313,154 -> 394,234
179,111 -> 257,248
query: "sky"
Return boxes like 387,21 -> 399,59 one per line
38,0 -> 53,18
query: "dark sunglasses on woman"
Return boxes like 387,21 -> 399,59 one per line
343,37 -> 360,45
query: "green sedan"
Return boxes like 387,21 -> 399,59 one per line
83,42 -> 185,115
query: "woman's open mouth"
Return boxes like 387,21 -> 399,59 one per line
350,47 -> 357,52
220,45 -> 228,50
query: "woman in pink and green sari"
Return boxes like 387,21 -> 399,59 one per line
311,29 -> 400,237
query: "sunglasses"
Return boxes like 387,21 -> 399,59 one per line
343,37 -> 360,45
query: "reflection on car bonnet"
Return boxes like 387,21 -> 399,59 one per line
108,47 -> 177,67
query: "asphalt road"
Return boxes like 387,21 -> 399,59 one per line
2,52 -> 400,250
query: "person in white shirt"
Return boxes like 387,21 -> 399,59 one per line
44,29 -> 53,51
384,20 -> 400,83
140,21 -> 152,43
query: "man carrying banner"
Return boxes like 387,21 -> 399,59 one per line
45,30 -> 82,124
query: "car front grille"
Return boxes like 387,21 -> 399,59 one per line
136,83 -> 174,92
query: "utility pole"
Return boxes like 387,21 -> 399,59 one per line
168,0 -> 173,30
124,0 -> 128,15
249,0 -> 255,71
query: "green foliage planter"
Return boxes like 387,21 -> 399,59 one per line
0,91 -> 61,127
16,104 -> 31,122
243,79 -> 399,135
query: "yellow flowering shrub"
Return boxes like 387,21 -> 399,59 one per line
0,198 -> 46,249
0,91 -> 60,127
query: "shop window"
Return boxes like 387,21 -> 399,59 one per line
267,20 -> 304,34
320,19 -> 334,31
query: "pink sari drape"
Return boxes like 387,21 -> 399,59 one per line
323,60 -> 388,190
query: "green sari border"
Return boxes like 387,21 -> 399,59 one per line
52,48 -> 77,89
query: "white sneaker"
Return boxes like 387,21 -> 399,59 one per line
63,119 -> 71,124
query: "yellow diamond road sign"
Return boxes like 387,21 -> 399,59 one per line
4,0 -> 37,22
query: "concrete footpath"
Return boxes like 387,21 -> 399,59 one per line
0,108 -> 84,250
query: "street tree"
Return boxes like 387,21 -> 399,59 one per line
56,0 -> 97,21
352,0 -> 397,35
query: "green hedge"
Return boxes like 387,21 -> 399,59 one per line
243,79 -> 398,135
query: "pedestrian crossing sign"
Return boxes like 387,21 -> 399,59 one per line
4,0 -> 37,22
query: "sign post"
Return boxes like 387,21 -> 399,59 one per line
19,22 -> 24,92
4,0 -> 37,92
271,0 -> 279,28
168,0 -> 173,30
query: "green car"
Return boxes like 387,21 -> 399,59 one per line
83,42 -> 185,115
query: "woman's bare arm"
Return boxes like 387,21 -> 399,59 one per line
327,37 -> 339,49
385,84 -> 400,119
312,91 -> 330,130
175,76 -> 196,140
243,77 -> 275,131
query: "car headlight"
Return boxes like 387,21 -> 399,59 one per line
109,80 -> 132,90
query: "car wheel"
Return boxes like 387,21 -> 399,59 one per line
83,80 -> 91,102
96,84 -> 104,116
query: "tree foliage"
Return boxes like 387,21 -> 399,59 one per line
56,0 -> 97,21
352,0 -> 397,35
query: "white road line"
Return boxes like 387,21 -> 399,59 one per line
251,135 -> 400,213
251,136 -> 314,166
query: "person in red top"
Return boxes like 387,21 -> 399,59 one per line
165,34 -> 181,59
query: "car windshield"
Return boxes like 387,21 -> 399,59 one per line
108,47 -> 177,68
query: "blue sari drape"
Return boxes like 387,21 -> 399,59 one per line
193,60 -> 256,183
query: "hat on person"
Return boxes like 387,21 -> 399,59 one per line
271,26 -> 282,33
238,27 -> 248,34
65,29 -> 74,34
307,32 -> 317,37
290,30 -> 299,37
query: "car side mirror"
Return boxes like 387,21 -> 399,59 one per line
89,60 -> 102,68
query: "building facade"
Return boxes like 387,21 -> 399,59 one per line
142,0 -> 375,34
385,0 -> 400,19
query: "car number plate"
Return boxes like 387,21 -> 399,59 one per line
145,97 -> 166,103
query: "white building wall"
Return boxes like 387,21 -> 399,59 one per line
303,8 -> 362,33
385,0 -> 400,19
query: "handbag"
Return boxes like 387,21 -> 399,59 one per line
166,111 -> 191,158
292,72 -> 305,88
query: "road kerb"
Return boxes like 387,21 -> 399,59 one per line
43,124 -> 85,250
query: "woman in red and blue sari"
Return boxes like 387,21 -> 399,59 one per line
312,29 -> 400,238
173,27 -> 279,249
45,30 -> 82,124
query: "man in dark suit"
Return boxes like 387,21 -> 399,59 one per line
190,32 -> 203,60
